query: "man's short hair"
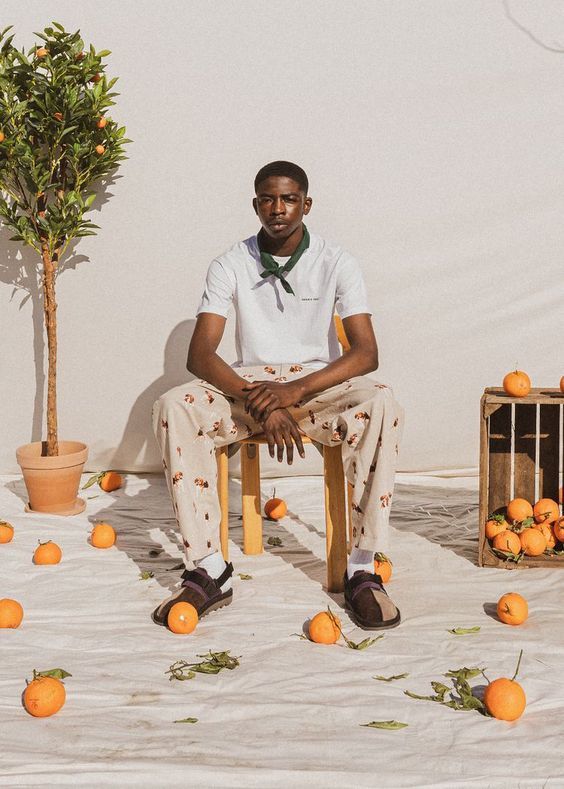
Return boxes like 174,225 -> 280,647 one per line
254,161 -> 309,195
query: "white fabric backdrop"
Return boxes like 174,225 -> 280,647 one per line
1,0 -> 563,474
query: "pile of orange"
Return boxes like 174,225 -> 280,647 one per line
486,496 -> 563,558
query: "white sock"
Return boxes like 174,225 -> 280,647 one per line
347,547 -> 374,579
195,551 -> 232,592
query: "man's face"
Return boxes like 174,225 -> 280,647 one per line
253,176 -> 312,241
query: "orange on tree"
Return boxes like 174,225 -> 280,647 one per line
373,552 -> 392,583
264,489 -> 287,520
167,602 -> 198,634
97,116 -> 107,129
519,528 -> 546,556
485,517 -> 509,540
502,370 -> 531,397
0,520 -> 14,543
53,112 -> 63,121
95,144 -> 105,155
23,675 -> 66,717
533,522 -> 556,550
492,530 -> 521,555
553,517 -> 564,543
309,610 -> 341,644
483,650 -> 526,721
35,47 -> 48,58
0,131 -> 5,143
90,522 -> 116,548
0,598 -> 24,628
532,498 -> 559,524
90,72 -> 102,83
33,540 -> 62,565
497,592 -> 528,626
506,498 -> 533,523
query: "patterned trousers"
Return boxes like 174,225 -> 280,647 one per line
152,364 -> 404,567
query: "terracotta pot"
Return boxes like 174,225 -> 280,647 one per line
16,441 -> 88,516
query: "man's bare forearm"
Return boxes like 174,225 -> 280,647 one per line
187,351 -> 248,401
296,348 -> 378,400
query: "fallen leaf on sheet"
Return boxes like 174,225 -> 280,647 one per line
447,626 -> 481,635
405,666 -> 489,715
34,668 -> 72,679
174,717 -> 198,724
166,651 -> 240,681
372,673 -> 409,682
139,571 -> 154,580
237,573 -> 253,580
360,720 -> 408,730
267,536 -> 282,546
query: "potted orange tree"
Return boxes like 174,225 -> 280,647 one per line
0,22 -> 131,514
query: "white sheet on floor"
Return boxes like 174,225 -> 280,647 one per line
1,473 -> 563,788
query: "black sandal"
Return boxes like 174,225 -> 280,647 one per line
152,562 -> 234,627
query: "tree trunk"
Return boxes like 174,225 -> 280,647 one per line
41,243 -> 58,456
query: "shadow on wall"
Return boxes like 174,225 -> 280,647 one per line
107,319 -> 197,471
0,173 -> 118,445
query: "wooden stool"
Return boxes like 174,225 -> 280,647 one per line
216,436 -> 353,592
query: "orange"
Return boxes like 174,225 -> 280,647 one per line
373,553 -> 392,583
0,131 -> 5,143
35,47 -> 48,58
502,370 -> 531,397
560,376 -> 564,394
0,598 -> 24,628
75,51 -> 86,61
553,517 -> 564,543
533,498 -> 559,524
506,498 -> 533,523
492,530 -> 521,555
53,112 -> 63,121
497,592 -> 528,626
90,72 -> 102,83
97,116 -> 107,129
484,677 -> 526,721
90,522 -> 116,548
95,144 -> 105,155
23,676 -> 66,718
33,541 -> 62,565
485,518 -> 508,540
0,520 -> 14,543
99,471 -> 122,492
264,497 -> 287,520
167,602 -> 198,634
533,522 -> 556,550
519,528 -> 546,556
308,611 -> 341,644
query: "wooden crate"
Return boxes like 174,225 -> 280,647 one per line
479,387 -> 564,568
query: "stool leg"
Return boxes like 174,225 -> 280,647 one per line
216,446 -> 229,562
241,442 -> 263,555
347,481 -> 354,554
323,445 -> 347,592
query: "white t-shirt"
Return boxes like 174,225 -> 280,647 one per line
196,229 -> 372,370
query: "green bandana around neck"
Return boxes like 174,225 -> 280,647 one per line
258,224 -> 310,295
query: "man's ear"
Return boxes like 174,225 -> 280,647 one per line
303,196 -> 313,215
252,197 -> 258,215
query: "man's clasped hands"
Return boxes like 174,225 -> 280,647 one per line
241,379 -> 307,465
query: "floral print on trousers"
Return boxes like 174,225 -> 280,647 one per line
152,364 -> 404,567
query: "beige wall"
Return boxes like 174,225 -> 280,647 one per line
1,1 -> 563,474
